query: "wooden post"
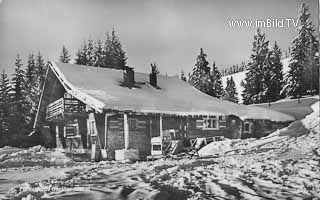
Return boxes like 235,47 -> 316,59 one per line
104,114 -> 108,149
55,125 -> 63,149
159,115 -> 163,153
124,113 -> 129,150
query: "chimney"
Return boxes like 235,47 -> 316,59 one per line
149,73 -> 157,87
149,63 -> 158,88
123,67 -> 135,88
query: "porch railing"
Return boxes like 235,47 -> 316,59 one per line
46,97 -> 86,120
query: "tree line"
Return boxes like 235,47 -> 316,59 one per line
0,29 -> 128,146
0,53 -> 47,146
187,3 -> 318,105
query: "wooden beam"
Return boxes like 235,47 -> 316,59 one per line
104,113 -> 108,149
124,113 -> 129,150
159,114 -> 163,152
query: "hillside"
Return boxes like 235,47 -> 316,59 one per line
253,96 -> 319,120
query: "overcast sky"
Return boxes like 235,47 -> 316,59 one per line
0,0 -> 318,75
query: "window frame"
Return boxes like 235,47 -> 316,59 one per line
203,116 -> 219,130
196,116 -> 220,130
243,122 -> 253,134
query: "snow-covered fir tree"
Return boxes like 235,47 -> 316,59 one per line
25,54 -> 40,126
11,54 -> 28,134
0,70 -> 11,136
35,52 -> 47,90
242,29 -> 269,105
76,29 -> 127,69
25,54 -> 36,83
94,40 -> 104,67
103,29 -> 127,69
180,70 -> 187,82
283,3 -> 319,97
209,62 -> 223,98
75,41 -> 89,65
59,45 -> 71,63
86,39 -> 96,66
263,42 -> 283,102
189,48 -> 212,95
222,77 -> 238,103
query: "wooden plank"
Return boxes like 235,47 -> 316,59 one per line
124,114 -> 129,150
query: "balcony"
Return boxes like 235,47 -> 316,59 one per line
46,95 -> 87,121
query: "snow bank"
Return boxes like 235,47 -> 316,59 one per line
0,145 -> 72,168
198,139 -> 233,157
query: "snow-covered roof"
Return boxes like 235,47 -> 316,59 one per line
49,62 -> 294,122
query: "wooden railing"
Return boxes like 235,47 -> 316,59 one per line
46,98 -> 64,120
46,97 -> 86,120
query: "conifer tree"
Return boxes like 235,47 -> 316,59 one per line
209,62 -> 223,98
284,3 -> 319,97
222,77 -> 238,103
242,29 -> 269,104
25,53 -> 40,126
263,42 -> 283,102
103,29 -> 127,69
59,45 -> 71,63
94,40 -> 104,67
189,48 -> 212,95
75,41 -> 89,65
26,54 -> 36,84
0,70 -> 11,137
180,70 -> 187,82
11,54 -> 28,134
35,52 -> 46,90
86,39 -> 95,66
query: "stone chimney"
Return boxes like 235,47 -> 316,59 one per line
149,63 -> 158,88
123,67 -> 135,88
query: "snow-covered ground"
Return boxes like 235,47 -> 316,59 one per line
1,100 -> 319,200
221,57 -> 291,103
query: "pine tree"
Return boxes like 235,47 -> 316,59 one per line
94,40 -> 104,67
26,54 -> 36,83
0,70 -> 11,137
242,29 -> 269,104
102,29 -> 127,69
86,39 -> 95,66
25,53 -> 40,127
222,77 -> 238,103
75,41 -> 89,65
189,48 -> 212,95
59,45 -> 71,63
180,70 -> 187,82
263,42 -> 283,102
35,52 -> 46,90
11,54 -> 28,134
284,3 -> 319,97
209,62 -> 223,98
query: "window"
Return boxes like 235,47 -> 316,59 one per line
244,122 -> 252,133
204,117 -> 219,130
64,126 -> 76,137
152,144 -> 161,151
196,117 -> 219,130
196,120 -> 204,128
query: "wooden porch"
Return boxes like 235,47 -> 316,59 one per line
46,93 -> 87,122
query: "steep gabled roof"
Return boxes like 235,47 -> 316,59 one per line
48,62 -> 294,122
